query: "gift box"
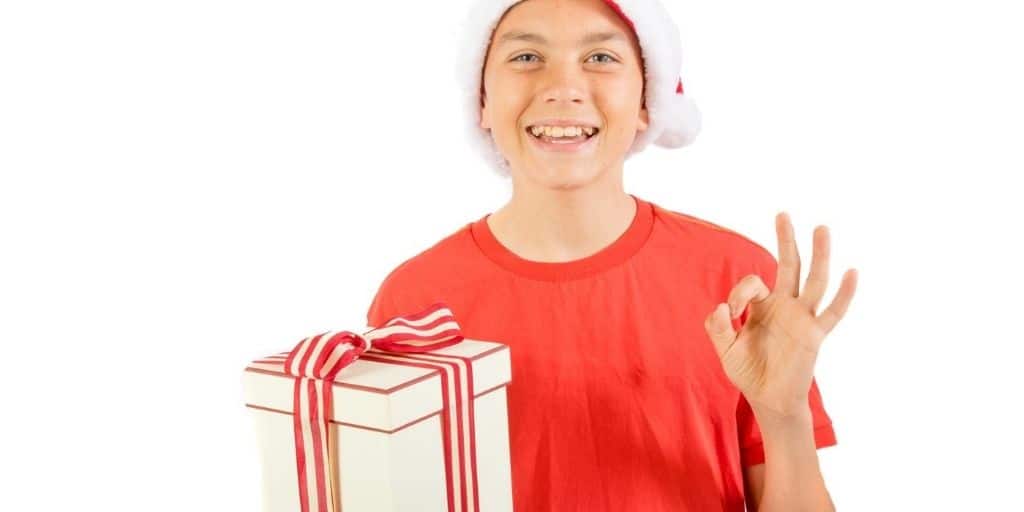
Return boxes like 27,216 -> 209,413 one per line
242,303 -> 513,512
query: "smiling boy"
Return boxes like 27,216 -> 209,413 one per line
366,0 -> 851,510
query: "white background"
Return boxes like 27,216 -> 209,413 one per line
2,0 -> 1021,510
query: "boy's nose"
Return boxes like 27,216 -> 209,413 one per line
540,63 -> 587,105
543,87 -> 585,105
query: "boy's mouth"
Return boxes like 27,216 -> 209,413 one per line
525,124 -> 600,144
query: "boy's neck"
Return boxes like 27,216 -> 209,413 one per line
486,182 -> 637,263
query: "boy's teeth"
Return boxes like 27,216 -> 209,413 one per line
530,125 -> 593,138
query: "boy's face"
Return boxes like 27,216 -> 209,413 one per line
480,0 -> 649,188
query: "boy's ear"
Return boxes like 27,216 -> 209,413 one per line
637,106 -> 650,133
479,95 -> 490,130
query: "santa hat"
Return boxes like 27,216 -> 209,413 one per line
455,0 -> 702,176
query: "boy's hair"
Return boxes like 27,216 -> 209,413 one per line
454,0 -> 703,177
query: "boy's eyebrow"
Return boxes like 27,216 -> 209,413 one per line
496,30 -> 627,46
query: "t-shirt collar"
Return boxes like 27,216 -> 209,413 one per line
470,194 -> 655,281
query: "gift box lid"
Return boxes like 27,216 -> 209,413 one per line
243,336 -> 511,433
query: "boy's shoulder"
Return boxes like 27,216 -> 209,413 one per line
650,201 -> 777,269
376,221 -> 475,288
366,219 -> 482,325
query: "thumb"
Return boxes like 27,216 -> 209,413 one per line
704,303 -> 737,358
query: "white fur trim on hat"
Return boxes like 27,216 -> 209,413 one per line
454,0 -> 702,176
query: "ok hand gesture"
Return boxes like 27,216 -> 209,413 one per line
704,213 -> 858,419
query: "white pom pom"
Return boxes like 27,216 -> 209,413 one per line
654,93 -> 702,148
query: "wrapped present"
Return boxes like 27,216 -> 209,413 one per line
242,302 -> 513,512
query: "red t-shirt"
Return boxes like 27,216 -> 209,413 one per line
365,194 -> 837,511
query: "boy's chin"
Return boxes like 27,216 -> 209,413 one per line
518,158 -> 608,188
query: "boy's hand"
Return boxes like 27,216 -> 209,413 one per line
703,212 -> 858,420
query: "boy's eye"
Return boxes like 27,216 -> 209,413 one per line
511,53 -> 539,63
587,53 -> 618,64
510,53 -> 618,64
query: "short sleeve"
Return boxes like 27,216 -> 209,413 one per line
366,271 -> 405,328
735,244 -> 838,467
736,380 -> 837,467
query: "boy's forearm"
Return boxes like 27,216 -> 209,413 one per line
751,404 -> 835,512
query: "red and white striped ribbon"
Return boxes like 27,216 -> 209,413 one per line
280,301 -> 478,512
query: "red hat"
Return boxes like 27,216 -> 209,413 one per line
455,0 -> 702,176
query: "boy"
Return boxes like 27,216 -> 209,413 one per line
367,0 -> 857,510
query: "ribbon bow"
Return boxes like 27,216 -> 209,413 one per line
283,302 -> 464,512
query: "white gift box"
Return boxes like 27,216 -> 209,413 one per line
243,335 -> 514,512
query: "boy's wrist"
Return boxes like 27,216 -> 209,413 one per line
750,401 -> 814,434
